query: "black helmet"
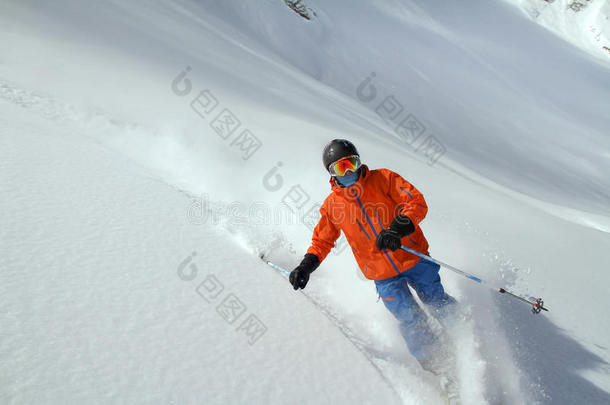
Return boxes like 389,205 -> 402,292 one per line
322,139 -> 359,172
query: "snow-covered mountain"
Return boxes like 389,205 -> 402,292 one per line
1,1 -> 609,404
504,0 -> 610,63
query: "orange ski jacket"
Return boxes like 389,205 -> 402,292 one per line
306,165 -> 429,280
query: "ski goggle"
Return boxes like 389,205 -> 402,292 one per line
328,155 -> 361,177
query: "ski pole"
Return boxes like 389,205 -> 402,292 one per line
261,256 -> 291,276
400,245 -> 548,314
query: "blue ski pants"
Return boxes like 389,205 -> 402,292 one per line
375,257 -> 455,360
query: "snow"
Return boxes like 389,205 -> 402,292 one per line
503,0 -> 610,63
0,102 -> 402,404
1,0 -> 609,404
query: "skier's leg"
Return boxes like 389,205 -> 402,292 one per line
375,275 -> 438,361
405,260 -> 461,397
406,258 -> 457,319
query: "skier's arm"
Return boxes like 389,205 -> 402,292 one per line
386,171 -> 428,227
376,171 -> 428,251
290,202 -> 340,290
306,201 -> 341,262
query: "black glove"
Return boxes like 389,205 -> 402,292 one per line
289,253 -> 320,290
375,215 -> 415,251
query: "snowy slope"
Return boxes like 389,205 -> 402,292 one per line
503,0 -> 610,63
1,0 -> 609,404
0,101 -> 404,404
204,0 -> 610,216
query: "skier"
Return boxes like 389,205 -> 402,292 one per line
289,139 -> 456,364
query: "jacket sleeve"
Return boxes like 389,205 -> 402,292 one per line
306,200 -> 341,263
386,170 -> 428,227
